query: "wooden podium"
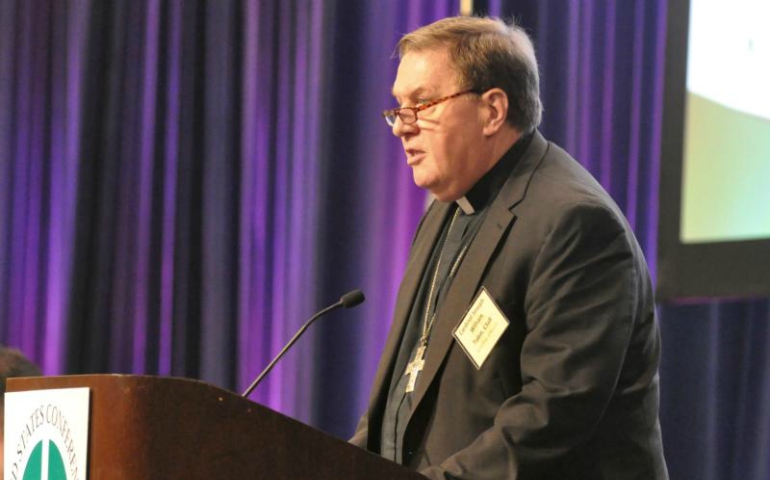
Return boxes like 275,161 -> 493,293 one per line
7,375 -> 424,480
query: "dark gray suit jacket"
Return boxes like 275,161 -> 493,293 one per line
352,132 -> 669,480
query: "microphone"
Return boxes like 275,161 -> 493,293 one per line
242,289 -> 366,398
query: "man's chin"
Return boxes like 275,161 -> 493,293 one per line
411,171 -> 431,190
411,174 -> 458,201
416,181 -> 454,202
413,177 -> 437,194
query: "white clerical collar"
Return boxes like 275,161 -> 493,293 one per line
455,196 -> 475,215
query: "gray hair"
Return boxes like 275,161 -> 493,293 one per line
397,16 -> 542,132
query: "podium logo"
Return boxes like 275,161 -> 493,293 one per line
8,404 -> 82,480
20,440 -> 67,480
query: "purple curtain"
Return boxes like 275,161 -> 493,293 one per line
0,0 -> 88,376
3,0 -> 770,478
485,2 -> 770,480
0,0 -> 459,434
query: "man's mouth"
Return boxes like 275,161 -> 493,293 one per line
405,149 -> 425,165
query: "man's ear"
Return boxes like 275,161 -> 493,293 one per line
481,88 -> 509,136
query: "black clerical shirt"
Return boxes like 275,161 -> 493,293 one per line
379,132 -> 533,463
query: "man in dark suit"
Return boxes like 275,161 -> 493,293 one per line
351,16 -> 669,480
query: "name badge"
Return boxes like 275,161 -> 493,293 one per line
453,287 -> 509,369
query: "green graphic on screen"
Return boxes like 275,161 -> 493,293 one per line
680,0 -> 770,243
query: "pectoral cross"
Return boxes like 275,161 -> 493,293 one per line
404,344 -> 426,393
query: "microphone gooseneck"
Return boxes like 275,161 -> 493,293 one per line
242,289 -> 366,398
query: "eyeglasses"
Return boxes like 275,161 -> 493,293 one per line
382,89 -> 479,127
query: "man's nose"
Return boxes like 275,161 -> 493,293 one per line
392,117 -> 418,137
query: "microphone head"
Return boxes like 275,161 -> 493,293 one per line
340,289 -> 365,308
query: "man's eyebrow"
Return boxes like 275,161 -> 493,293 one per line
391,87 -> 427,102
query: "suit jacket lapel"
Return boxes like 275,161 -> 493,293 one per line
365,200 -> 453,416
408,200 -> 514,409
408,131 -> 550,413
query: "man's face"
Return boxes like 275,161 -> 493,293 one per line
391,48 -> 489,201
